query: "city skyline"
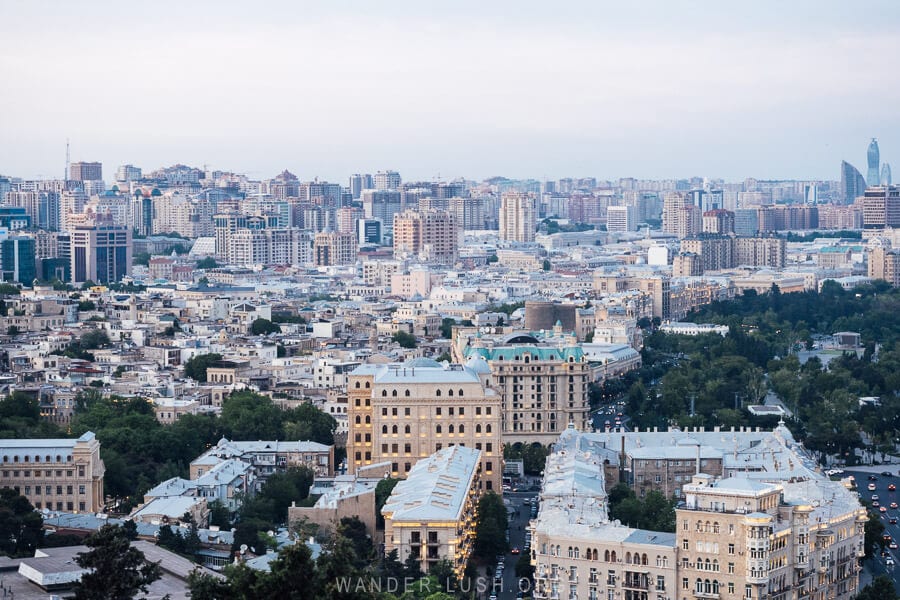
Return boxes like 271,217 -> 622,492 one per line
2,1 -> 900,182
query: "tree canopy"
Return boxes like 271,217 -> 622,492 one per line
74,524 -> 161,600
183,352 -> 222,383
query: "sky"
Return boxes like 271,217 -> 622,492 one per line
2,1 -> 900,184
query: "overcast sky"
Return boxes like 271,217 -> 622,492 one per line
2,1 -> 899,183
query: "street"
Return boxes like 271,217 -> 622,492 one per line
845,468 -> 900,593
493,490 -> 537,599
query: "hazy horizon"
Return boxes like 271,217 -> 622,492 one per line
2,0 -> 899,183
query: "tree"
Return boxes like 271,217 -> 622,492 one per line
80,329 -> 111,350
183,352 -> 222,383
864,510 -> 886,558
0,488 -> 43,557
221,391 -> 284,440
0,283 -> 20,295
250,317 -> 281,336
73,524 -> 161,600
195,257 -> 219,269
473,491 -> 508,559
856,575 -> 899,600
283,402 -> 337,445
392,331 -> 418,348
256,542 -> 320,599
439,317 -> 457,339
132,252 -> 151,267
375,478 -> 400,529
6,325 -> 20,336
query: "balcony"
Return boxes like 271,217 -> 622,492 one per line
694,592 -> 720,600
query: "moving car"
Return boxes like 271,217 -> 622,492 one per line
890,484 -> 896,491
511,547 -> 520,555
869,483 -> 878,491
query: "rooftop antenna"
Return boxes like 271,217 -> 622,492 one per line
65,138 -> 70,182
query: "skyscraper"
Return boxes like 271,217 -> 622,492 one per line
868,138 -> 881,186
70,216 -> 132,285
69,161 -> 103,182
840,160 -> 867,204
498,192 -> 536,243
883,163 -> 893,186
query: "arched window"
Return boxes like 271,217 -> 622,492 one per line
486,424 -> 492,433
610,551 -> 617,563
696,579 -> 703,593
604,550 -> 610,562
355,416 -> 361,424
713,522 -> 720,534
364,416 -> 370,424
13,456 -> 18,463
448,389 -> 454,397
448,424 -> 455,434
704,580 -> 711,594
458,389 -> 464,397
642,554 -> 648,566
354,381 -> 360,388
459,424 -> 465,434
382,390 -> 388,397
35,456 -> 40,463
45,455 -> 51,463
436,390 -> 441,397
712,581 -> 719,594
625,552 -> 631,564
392,425 -> 398,434
573,547 -> 579,559
476,424 -> 482,433
405,390 -> 411,397
382,425 -> 388,434
365,381 -> 370,388
696,520 -> 703,531
436,425 -> 442,434
404,425 -> 411,434
392,390 -> 398,397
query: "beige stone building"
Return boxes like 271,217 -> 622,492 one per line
0,432 -> 105,512
530,425 -> 866,600
392,208 -> 459,265
347,358 -> 501,491
460,331 -> 590,445
289,475 -> 379,538
499,192 -> 537,243
382,446 -> 482,578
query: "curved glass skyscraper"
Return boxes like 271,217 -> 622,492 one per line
883,163 -> 893,186
867,138 -> 881,186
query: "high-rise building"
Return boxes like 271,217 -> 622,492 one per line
867,138 -> 881,186
606,205 -> 636,233
347,359 -> 502,491
0,206 -> 32,230
313,231 -> 357,266
69,161 -> 102,182
860,185 -> 900,229
733,209 -> 759,236
115,164 -> 142,183
702,209 -> 735,234
498,192 -> 537,243
392,209 -> 459,264
0,234 -> 36,284
374,170 -> 401,190
362,190 -> 402,233
357,218 -> 383,246
883,163 -> 893,186
663,192 -> 701,238
3,191 -> 59,230
348,174 -> 364,199
868,238 -> 900,286
69,215 -> 132,284
840,160 -> 867,204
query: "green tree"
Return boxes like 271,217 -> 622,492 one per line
375,478 -> 400,529
392,331 -> 418,348
283,402 -> 337,445
132,252 -> 151,267
256,542 -> 320,599
855,575 -> 899,600
439,317 -> 457,339
0,283 -> 21,295
80,328 -> 110,349
6,325 -> 20,336
250,317 -> 281,335
473,491 -> 508,559
183,352 -> 222,383
73,524 -> 162,600
0,488 -> 43,557
864,510 -> 886,559
221,391 -> 284,440
196,257 -> 219,269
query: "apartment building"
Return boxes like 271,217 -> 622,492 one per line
314,231 -> 357,266
347,358 -> 501,491
460,331 -> 590,445
530,425 -> 865,600
392,208 -> 459,264
0,432 -> 105,512
499,192 -> 537,243
381,446 -> 482,578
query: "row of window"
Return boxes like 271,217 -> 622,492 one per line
378,442 -> 495,454
2,468 -> 85,478
9,484 -> 86,495
1,454 -> 72,464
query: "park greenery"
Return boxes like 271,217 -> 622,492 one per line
73,524 -> 162,600
604,281 -> 900,466
472,491 -> 508,560
606,483 -> 677,532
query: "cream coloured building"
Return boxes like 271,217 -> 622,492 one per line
530,425 -> 866,600
382,445 -> 482,578
0,432 -> 105,513
347,358 -> 501,491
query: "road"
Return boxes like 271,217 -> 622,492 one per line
493,490 -> 537,599
845,468 -> 900,593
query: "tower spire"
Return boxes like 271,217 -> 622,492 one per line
65,138 -> 70,182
